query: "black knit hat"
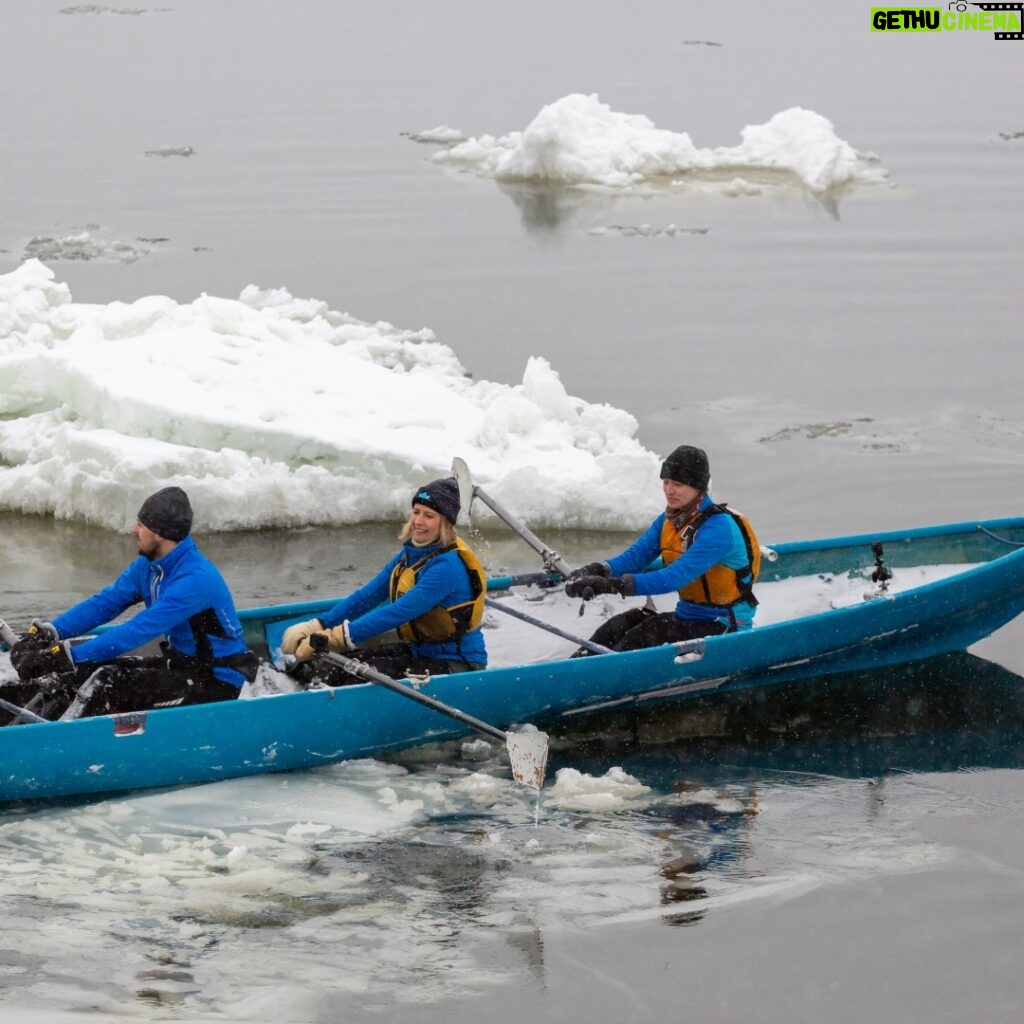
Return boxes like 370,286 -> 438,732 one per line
412,477 -> 461,524
137,486 -> 193,541
659,446 -> 711,491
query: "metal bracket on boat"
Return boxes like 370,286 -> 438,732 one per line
672,638 -> 707,664
862,541 -> 893,601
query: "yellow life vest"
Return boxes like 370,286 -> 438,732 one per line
659,504 -> 760,611
389,537 -> 487,644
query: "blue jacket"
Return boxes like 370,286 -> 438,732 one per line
607,494 -> 757,629
53,536 -> 251,686
320,540 -> 488,666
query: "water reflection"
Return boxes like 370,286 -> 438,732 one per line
536,650 -> 1024,929
374,647 -> 993,949
549,650 -> 1024,782
497,182 -> 613,236
496,174 -> 847,237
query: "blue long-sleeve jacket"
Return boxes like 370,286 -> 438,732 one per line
607,494 -> 757,629
320,540 -> 487,666
53,536 -> 251,686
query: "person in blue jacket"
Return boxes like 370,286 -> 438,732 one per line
5,487 -> 258,720
281,476 -> 487,686
565,445 -> 761,654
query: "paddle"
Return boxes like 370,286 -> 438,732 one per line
312,643 -> 549,791
451,457 -> 573,577
450,457 -> 621,639
484,597 -> 612,654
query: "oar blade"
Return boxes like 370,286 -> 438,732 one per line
505,729 -> 549,791
451,457 -> 475,521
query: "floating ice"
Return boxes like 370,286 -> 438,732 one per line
430,93 -> 888,194
0,260 -> 661,532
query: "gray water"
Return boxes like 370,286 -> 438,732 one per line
2,2 -> 1024,1021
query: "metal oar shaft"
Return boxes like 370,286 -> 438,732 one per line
316,650 -> 549,790
320,651 -> 508,742
451,460 -> 574,578
485,598 -> 612,655
0,697 -> 47,724
472,484 -> 573,576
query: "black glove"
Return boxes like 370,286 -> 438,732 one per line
9,620 -> 61,675
13,640 -> 75,682
565,574 -> 637,600
568,561 -> 610,581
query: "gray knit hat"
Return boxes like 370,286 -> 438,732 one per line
137,487 -> 193,541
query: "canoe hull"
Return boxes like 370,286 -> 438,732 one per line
3,518 -> 1023,805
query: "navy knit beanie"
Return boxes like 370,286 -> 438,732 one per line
137,487 -> 193,541
659,446 -> 711,490
412,477 -> 461,524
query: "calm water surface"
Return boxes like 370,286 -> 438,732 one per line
2,2 -> 1023,1022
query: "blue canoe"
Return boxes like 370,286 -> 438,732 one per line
2,517 -> 1023,806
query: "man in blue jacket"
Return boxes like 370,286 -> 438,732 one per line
565,445 -> 760,653
5,487 -> 258,720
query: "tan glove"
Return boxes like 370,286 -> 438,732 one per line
280,618 -> 322,655
294,621 -> 355,662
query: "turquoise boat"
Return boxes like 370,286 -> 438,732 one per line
1,517 -> 1022,806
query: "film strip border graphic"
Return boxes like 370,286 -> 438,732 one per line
972,2 -> 1024,39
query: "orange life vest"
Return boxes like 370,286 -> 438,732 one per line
659,504 -> 760,613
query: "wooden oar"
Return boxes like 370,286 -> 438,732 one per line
451,458 -> 574,577
484,597 -> 612,654
314,646 -> 549,791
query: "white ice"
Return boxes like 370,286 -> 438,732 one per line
0,259 -> 662,533
429,93 -> 888,194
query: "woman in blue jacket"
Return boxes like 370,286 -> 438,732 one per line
282,477 -> 487,686
6,487 -> 257,720
566,446 -> 760,653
